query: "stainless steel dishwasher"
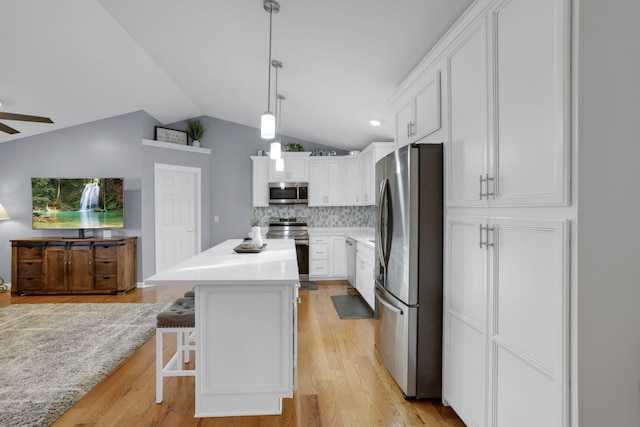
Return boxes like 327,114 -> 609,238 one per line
346,237 -> 356,288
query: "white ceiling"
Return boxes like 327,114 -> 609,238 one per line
0,0 -> 473,150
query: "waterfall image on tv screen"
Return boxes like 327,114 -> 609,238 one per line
31,178 -> 124,230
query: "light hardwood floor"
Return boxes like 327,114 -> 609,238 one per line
0,281 -> 465,426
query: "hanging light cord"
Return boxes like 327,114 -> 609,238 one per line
266,5 -> 274,112
274,65 -> 279,136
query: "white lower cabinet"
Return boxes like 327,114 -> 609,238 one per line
355,243 -> 375,309
309,235 -> 346,280
444,215 -> 568,427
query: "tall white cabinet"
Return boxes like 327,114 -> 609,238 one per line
392,0 -> 571,426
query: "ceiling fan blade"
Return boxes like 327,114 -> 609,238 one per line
0,112 -> 54,124
0,122 -> 20,134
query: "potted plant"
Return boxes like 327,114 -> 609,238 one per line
285,142 -> 304,152
186,118 -> 207,147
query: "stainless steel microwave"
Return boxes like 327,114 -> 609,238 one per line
269,182 -> 308,204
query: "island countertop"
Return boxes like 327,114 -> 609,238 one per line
144,238 -> 299,285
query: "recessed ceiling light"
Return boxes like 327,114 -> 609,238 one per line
369,119 -> 381,126
0,99 -> 4,108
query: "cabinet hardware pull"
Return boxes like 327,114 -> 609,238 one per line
479,224 -> 486,248
486,226 -> 495,248
486,175 -> 495,198
479,175 -> 495,199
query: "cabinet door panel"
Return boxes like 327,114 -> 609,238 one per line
447,218 -> 487,324
491,0 -> 568,205
494,347 -> 558,427
69,246 -> 94,291
444,216 -> 487,427
447,25 -> 488,207
490,218 -> 567,427
43,247 -> 67,291
446,314 -> 486,427
326,160 -> 342,205
252,158 -> 269,207
308,160 -> 327,206
395,97 -> 413,149
414,71 -> 441,140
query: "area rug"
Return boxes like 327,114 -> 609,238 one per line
330,295 -> 374,319
300,281 -> 318,290
0,303 -> 168,427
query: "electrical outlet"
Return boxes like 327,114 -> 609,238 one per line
214,216 -> 219,223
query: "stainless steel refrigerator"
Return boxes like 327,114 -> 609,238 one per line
374,143 -> 443,399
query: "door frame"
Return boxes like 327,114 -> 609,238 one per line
153,163 -> 202,273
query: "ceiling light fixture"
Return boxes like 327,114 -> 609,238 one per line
273,93 -> 286,171
369,119 -> 382,126
270,60 -> 284,159
260,0 -> 280,139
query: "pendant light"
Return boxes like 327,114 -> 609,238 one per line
270,60 -> 283,159
274,93 -> 286,171
260,0 -> 280,139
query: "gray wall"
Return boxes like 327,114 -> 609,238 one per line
0,112 -> 148,284
0,112 -> 350,284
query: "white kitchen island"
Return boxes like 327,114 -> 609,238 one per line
145,238 -> 299,418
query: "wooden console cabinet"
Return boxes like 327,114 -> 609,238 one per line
11,237 -> 137,295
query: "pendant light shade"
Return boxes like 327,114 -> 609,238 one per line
270,141 -> 281,159
260,0 -> 280,139
275,157 -> 284,171
269,60 -> 284,159
261,112 -> 276,139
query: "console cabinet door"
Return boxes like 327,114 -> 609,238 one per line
68,245 -> 94,291
43,245 -> 68,292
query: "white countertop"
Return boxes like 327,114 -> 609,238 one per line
144,238 -> 299,285
308,227 -> 375,249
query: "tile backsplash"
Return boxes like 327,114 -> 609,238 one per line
252,205 -> 375,227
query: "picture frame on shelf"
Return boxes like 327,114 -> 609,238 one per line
155,126 -> 188,145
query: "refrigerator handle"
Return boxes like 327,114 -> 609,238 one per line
376,178 -> 393,269
375,287 -> 404,315
377,178 -> 389,268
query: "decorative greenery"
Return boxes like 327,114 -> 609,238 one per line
250,216 -> 262,227
186,118 -> 207,141
286,142 -> 304,152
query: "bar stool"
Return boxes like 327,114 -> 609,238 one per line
156,297 -> 196,403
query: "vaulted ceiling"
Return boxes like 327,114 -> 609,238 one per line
0,0 -> 473,150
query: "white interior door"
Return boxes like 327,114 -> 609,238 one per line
154,163 -> 201,273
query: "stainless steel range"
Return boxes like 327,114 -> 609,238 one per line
266,217 -> 309,281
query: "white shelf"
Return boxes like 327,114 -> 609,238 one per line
142,138 -> 211,154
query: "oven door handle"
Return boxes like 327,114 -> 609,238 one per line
295,239 -> 309,246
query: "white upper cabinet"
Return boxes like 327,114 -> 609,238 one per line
268,152 -> 310,182
251,156 -> 269,207
308,158 -> 343,206
394,69 -> 442,148
447,22 -> 489,208
489,0 -> 569,206
446,0 -> 569,208
343,156 -> 360,205
360,142 -> 395,205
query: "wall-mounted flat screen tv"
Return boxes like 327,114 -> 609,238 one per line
31,178 -> 124,232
